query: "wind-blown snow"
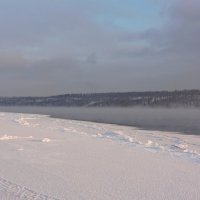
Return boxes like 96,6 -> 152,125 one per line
0,112 -> 200,199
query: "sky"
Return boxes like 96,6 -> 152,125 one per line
0,0 -> 200,96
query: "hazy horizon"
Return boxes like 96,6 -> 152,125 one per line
0,0 -> 200,96
0,89 -> 200,98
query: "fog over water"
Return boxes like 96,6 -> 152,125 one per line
0,106 -> 200,135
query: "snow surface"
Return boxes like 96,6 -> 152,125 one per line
0,112 -> 200,199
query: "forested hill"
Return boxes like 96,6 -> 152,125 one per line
0,90 -> 200,107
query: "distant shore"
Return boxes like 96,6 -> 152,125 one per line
0,90 -> 200,107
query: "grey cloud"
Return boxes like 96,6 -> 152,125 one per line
0,0 -> 200,96
0,52 -> 29,69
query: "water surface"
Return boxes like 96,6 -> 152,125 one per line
0,106 -> 200,135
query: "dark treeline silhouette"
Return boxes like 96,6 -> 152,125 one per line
0,90 -> 200,107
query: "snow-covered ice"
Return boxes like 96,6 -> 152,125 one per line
0,112 -> 200,199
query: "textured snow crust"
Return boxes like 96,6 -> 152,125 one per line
0,112 -> 200,200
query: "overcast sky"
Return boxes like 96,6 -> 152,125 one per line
0,0 -> 199,96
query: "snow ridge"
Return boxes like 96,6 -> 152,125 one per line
10,113 -> 200,164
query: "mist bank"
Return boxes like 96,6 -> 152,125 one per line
0,106 -> 200,135
0,90 -> 200,107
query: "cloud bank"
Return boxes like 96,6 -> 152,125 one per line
0,0 -> 199,96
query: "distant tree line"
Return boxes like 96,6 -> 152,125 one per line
0,90 -> 200,107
